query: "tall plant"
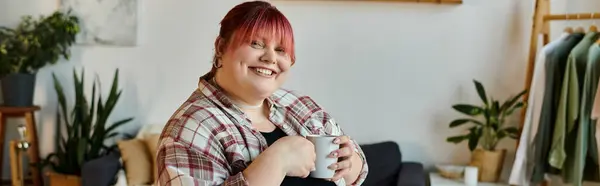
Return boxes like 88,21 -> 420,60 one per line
446,80 -> 527,151
42,68 -> 133,175
0,11 -> 79,75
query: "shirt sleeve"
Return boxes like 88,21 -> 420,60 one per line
592,80 -> 600,119
156,136 -> 249,186
324,117 -> 369,186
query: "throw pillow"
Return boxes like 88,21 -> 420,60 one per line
117,138 -> 153,185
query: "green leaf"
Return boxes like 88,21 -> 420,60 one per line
45,68 -> 134,175
468,127 -> 482,151
503,127 -> 520,139
447,135 -> 468,143
489,100 -> 500,125
452,104 -> 484,116
76,139 -> 86,166
500,89 -> 527,113
449,119 -> 469,127
473,80 -> 488,105
52,73 -> 70,135
497,130 -> 507,139
105,118 -> 133,135
449,119 -> 483,127
505,102 -> 525,116
492,100 -> 500,116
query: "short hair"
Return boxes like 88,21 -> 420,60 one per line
211,1 -> 295,74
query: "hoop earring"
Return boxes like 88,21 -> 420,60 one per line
213,61 -> 222,68
213,57 -> 223,68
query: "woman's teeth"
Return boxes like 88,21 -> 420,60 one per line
255,68 -> 273,76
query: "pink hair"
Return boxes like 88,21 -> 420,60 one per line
212,1 -> 295,73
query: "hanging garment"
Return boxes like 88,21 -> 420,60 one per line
592,67 -> 600,168
531,32 -> 585,184
509,32 -> 570,186
568,43 -> 600,186
510,33 -> 570,185
593,77 -> 600,119
550,31 -> 600,170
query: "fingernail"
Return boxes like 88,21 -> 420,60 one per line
333,138 -> 340,144
328,164 -> 337,170
330,152 -> 338,157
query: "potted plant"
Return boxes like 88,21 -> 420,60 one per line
446,79 -> 526,182
41,68 -> 133,186
0,11 -> 79,107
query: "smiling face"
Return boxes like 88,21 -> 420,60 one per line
212,1 -> 296,105
216,35 -> 293,101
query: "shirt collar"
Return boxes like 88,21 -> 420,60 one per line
196,72 -> 283,112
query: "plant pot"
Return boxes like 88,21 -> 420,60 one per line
469,148 -> 506,182
47,171 -> 81,186
0,73 -> 36,107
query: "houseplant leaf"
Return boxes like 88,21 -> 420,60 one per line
473,80 -> 488,105
452,104 -> 484,116
447,135 -> 469,143
45,68 -> 133,176
504,127 -> 520,139
449,118 -> 483,127
505,102 -> 525,116
500,90 -> 527,113
468,127 -> 482,151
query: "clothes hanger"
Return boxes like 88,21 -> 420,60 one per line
564,27 -> 574,33
564,14 -> 574,33
590,13 -> 598,32
574,14 -> 586,33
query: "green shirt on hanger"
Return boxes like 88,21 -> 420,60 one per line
550,32 -> 600,170
531,32 -> 584,184
570,43 -> 600,186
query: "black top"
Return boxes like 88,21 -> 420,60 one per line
260,127 -> 336,186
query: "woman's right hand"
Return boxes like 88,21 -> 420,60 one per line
268,136 -> 316,178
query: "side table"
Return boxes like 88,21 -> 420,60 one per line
429,173 -> 509,186
0,106 -> 42,186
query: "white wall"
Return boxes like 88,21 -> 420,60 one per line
1,0 -> 597,184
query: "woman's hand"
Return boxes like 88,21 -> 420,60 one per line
269,136 -> 317,177
327,136 -> 363,183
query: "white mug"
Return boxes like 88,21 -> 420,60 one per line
306,135 -> 340,179
464,166 -> 479,186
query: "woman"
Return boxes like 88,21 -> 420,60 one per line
156,1 -> 369,186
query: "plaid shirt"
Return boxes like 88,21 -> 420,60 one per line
156,74 -> 369,186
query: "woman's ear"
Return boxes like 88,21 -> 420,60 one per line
214,37 -> 227,57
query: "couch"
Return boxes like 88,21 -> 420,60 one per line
359,141 -> 427,186
81,125 -> 428,186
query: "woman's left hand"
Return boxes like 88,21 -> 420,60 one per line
327,135 -> 356,182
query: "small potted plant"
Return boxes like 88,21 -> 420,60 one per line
41,68 -> 133,186
0,11 -> 79,107
446,79 -> 526,182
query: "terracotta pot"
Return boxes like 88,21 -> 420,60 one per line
469,148 -> 506,182
47,171 -> 81,186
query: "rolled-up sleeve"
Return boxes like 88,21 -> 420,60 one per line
156,137 -> 249,186
324,118 -> 369,186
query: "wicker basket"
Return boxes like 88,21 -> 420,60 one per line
47,171 -> 81,186
436,164 -> 465,180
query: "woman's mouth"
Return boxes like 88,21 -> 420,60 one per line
250,67 -> 276,77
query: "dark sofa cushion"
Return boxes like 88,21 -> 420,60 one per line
360,141 -> 403,186
397,162 -> 426,186
81,150 -> 122,186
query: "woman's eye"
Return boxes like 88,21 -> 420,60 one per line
275,48 -> 286,53
250,41 -> 263,48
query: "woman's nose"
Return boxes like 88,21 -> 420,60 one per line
260,51 -> 277,64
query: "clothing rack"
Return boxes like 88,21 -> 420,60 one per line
517,0 -> 600,185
